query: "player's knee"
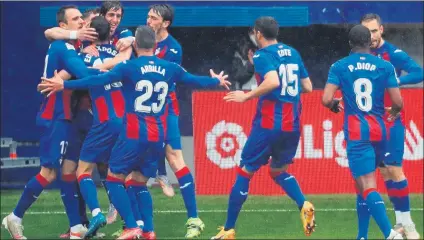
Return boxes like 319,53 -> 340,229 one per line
61,159 -> 77,175
385,165 -> 406,182
40,167 -> 57,182
356,172 -> 377,191
128,171 -> 148,183
76,161 -> 94,177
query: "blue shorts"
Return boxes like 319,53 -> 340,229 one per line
383,121 -> 405,167
240,127 -> 300,172
65,110 -> 93,162
39,120 -> 71,169
165,114 -> 181,150
347,140 -> 385,178
109,129 -> 165,177
79,119 -> 122,164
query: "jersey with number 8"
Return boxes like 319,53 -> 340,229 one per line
252,43 -> 309,132
327,52 -> 399,141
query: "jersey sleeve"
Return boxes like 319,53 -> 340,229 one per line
326,63 -> 341,86
118,28 -> 133,39
173,63 -> 219,87
58,41 -> 98,78
64,61 -> 127,89
253,53 -> 276,78
386,63 -> 400,89
390,49 -> 424,85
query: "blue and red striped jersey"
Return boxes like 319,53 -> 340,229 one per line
371,41 -> 424,126
327,52 -> 399,141
155,34 -> 183,116
79,43 -> 124,124
63,55 -> 219,142
36,40 -> 98,125
110,28 -> 133,46
252,43 -> 309,132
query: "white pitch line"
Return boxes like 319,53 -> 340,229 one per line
1,208 -> 423,215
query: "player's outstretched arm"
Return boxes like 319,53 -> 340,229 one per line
37,70 -> 72,92
178,68 -> 230,89
44,27 -> 98,42
301,77 -> 313,93
93,46 -> 132,70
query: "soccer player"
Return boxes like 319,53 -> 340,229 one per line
146,4 -> 206,238
39,26 -> 230,240
322,24 -> 404,239
360,13 -> 422,239
2,5 -> 99,239
212,16 -> 315,239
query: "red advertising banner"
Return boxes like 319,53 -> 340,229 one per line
193,89 -> 423,195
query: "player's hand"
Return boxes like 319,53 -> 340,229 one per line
329,97 -> 344,113
116,37 -> 134,52
38,70 -> 65,97
82,44 -> 99,57
385,107 -> 400,122
223,91 -> 249,103
77,28 -> 98,42
210,69 -> 231,90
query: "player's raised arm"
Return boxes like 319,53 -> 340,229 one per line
391,50 -> 424,85
173,63 -> 230,89
60,42 -> 99,79
322,63 -> 343,113
44,27 -> 98,42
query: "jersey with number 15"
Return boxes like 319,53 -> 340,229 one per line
327,52 -> 399,142
253,43 -> 309,132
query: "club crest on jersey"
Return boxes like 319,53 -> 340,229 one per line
65,43 -> 75,50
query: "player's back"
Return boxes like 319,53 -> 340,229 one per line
252,43 -> 309,132
330,52 -> 397,141
37,40 -> 77,123
80,43 -> 124,124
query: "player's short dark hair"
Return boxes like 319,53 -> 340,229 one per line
360,13 -> 382,25
56,5 -> 78,24
349,24 -> 371,48
100,1 -> 124,16
254,16 -> 279,40
149,4 -> 175,27
82,7 -> 100,20
90,16 -> 110,41
135,26 -> 156,49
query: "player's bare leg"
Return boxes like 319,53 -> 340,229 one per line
270,165 -> 315,236
355,172 -> 403,239
380,166 -> 420,239
167,145 -> 205,239
2,167 -> 57,240
106,170 -> 142,240
76,161 -> 107,237
97,162 -> 118,225
61,160 -> 87,239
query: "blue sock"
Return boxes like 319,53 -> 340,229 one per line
364,189 -> 392,238
13,174 -> 49,218
356,194 -> 370,239
273,172 -> 306,209
391,180 -> 410,212
136,185 -> 154,232
176,167 -> 198,218
157,157 -> 167,176
224,168 -> 251,230
125,182 -> 143,223
76,181 -> 88,225
385,180 -> 399,211
106,176 -> 138,228
78,174 -> 100,213
60,174 -> 81,227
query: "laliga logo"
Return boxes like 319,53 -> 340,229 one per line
205,121 -> 247,169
